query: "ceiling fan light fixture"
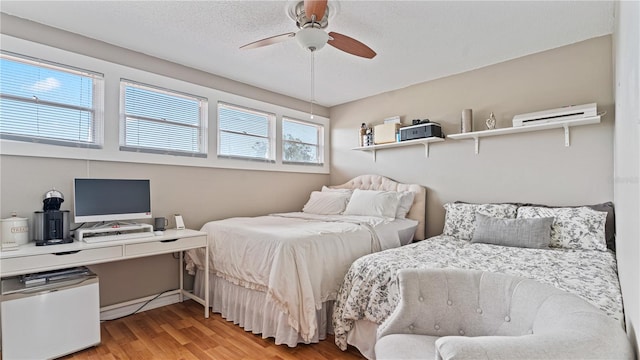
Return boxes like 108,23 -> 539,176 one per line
296,27 -> 329,52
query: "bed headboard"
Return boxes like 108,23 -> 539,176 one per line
328,175 -> 427,241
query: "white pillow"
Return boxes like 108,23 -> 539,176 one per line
321,186 -> 353,194
343,189 -> 399,219
302,191 -> 351,215
395,191 -> 415,219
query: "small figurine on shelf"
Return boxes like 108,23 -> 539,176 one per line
486,112 -> 497,130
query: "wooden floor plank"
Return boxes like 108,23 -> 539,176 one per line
61,300 -> 365,359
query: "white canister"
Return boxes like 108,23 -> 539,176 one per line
1,213 -> 30,246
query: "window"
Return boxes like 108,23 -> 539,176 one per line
282,118 -> 323,165
218,102 -> 275,162
120,80 -> 207,157
0,51 -> 104,147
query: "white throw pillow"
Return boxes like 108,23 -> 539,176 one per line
321,186 -> 353,195
395,191 -> 415,219
302,191 -> 351,215
343,189 -> 400,219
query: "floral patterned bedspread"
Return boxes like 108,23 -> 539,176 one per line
332,235 -> 623,350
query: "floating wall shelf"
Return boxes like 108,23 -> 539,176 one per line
447,116 -> 601,154
352,137 -> 445,161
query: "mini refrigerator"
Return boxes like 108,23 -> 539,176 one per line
1,267 -> 101,359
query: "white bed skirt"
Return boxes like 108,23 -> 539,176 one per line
193,270 -> 334,347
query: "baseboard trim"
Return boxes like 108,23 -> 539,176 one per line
100,290 -> 181,321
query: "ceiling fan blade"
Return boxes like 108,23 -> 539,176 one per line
240,32 -> 296,50
327,32 -> 377,59
304,0 -> 327,22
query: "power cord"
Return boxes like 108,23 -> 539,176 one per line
102,289 -> 175,321
70,222 -> 86,232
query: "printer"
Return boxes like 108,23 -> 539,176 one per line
399,121 -> 443,141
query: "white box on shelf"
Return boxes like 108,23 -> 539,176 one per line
384,116 -> 401,124
513,103 -> 597,127
374,123 -> 402,144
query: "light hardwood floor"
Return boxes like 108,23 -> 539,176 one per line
61,300 -> 366,359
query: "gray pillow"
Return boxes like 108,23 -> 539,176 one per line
471,213 -> 554,249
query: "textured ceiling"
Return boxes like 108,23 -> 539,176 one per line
0,1 -> 614,107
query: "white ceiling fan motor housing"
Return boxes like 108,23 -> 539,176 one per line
296,27 -> 329,52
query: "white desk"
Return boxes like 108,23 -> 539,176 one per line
0,228 -> 209,318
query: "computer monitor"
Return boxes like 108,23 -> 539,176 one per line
73,178 -> 151,223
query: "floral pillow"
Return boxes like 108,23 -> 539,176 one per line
517,206 -> 608,251
442,203 -> 518,241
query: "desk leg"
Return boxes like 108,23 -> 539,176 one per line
204,244 -> 210,318
179,251 -> 184,303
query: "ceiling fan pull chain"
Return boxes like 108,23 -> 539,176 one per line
310,49 -> 315,119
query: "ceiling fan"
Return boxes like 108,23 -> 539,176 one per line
240,0 -> 376,59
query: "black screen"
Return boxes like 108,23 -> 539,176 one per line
74,179 -> 151,219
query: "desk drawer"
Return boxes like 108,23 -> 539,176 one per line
124,235 -> 207,257
1,246 -> 122,275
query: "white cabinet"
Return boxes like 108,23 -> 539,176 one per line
1,275 -> 101,359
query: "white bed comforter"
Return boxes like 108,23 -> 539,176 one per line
185,212 -> 396,342
332,235 -> 624,351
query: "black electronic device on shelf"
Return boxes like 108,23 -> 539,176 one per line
400,120 -> 444,141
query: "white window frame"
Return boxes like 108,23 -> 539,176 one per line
217,102 -> 276,163
282,117 -> 324,166
0,50 -> 104,148
119,79 -> 208,157
1,35 -> 330,174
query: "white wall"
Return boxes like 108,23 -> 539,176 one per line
330,36 -> 614,237
613,1 -> 640,355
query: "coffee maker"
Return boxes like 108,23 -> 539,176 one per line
34,189 -> 72,246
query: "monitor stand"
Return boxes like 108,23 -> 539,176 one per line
75,222 -> 153,242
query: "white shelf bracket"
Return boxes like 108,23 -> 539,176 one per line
563,124 -> 570,147
474,136 -> 480,154
371,149 -> 377,161
423,143 -> 430,157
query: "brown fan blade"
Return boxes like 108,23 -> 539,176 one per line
327,32 -> 376,59
304,0 -> 327,22
240,32 -> 296,50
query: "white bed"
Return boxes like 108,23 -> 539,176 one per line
185,175 -> 426,346
332,202 -> 624,359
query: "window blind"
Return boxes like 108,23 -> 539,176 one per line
218,102 -> 274,162
282,117 -> 323,165
0,51 -> 103,147
120,80 -> 207,157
